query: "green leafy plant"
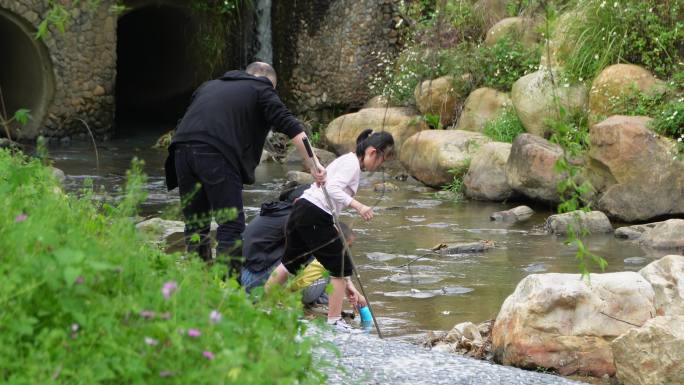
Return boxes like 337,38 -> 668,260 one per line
0,150 -> 325,384
547,107 -> 607,279
422,113 -> 442,129
651,96 -> 684,158
441,159 -> 471,201
309,130 -> 322,148
482,107 -> 526,142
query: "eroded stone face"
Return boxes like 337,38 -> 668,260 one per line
611,316 -> 684,385
483,17 -> 539,49
588,115 -> 684,221
455,87 -> 511,133
492,272 -> 655,376
463,141 -> 513,201
414,76 -> 462,126
400,130 -> 490,187
544,210 -> 613,235
505,134 -> 564,203
640,255 -> 684,317
588,64 -> 666,124
324,107 -> 427,156
511,69 -> 588,137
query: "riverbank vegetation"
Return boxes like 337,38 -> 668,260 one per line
372,0 -> 684,276
0,149 -> 322,384
384,0 -> 684,144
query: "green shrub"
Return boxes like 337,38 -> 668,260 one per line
651,96 -> 684,157
651,96 -> 684,138
478,38 -> 540,91
601,86 -> 668,119
561,0 -> 684,81
483,107 -> 526,142
0,150 -> 323,385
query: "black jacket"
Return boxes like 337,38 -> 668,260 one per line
243,201 -> 293,273
165,71 -> 303,188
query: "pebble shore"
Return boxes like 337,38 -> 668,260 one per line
313,329 -> 589,385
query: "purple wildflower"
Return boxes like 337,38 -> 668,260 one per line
160,312 -> 172,320
15,213 -> 27,223
202,351 -> 215,360
210,310 -> 222,324
144,337 -> 159,346
187,328 -> 201,338
162,281 -> 178,300
74,276 -> 85,285
139,310 -> 156,319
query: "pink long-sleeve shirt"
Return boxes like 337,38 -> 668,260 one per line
300,152 -> 360,216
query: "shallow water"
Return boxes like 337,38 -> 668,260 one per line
49,129 -> 671,341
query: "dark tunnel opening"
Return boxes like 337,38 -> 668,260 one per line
115,5 -> 197,133
0,9 -> 53,139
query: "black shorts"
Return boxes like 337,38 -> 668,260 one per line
282,199 -> 353,277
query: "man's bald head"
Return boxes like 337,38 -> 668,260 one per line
246,62 -> 277,88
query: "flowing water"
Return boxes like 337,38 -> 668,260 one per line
49,129 -> 670,341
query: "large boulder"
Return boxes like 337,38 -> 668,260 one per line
455,87 -> 512,133
615,221 -> 663,240
492,272 -> 656,376
544,210 -> 613,235
589,64 -> 666,123
505,134 -> 564,203
463,141 -> 513,201
640,255 -> 684,316
414,76 -> 461,126
484,17 -> 539,49
611,316 -> 684,385
511,69 -> 588,137
324,107 -> 428,156
472,0 -> 508,29
587,115 -> 684,221
639,220 -> 684,250
400,130 -> 490,187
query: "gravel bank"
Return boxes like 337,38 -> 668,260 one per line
313,329 -> 589,385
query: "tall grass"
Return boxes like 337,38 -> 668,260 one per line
561,0 -> 684,81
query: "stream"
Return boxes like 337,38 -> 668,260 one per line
49,128 -> 670,341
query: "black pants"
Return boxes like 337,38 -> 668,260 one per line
282,199 -> 353,277
174,142 -> 245,275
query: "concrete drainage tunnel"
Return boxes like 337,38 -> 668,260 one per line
115,5 -> 198,132
0,9 -> 53,138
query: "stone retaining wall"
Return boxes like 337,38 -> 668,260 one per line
273,0 -> 403,122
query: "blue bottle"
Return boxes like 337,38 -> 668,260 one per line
358,305 -> 373,323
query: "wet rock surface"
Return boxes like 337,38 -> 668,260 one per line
490,205 -> 534,222
314,328 -> 588,385
544,210 -> 613,235
611,316 -> 684,385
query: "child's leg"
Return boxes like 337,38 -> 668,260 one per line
264,264 -> 290,292
327,277 -> 347,321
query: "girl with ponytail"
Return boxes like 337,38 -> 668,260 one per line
266,129 -> 394,332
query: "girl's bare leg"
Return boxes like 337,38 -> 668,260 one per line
327,277 -> 346,321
